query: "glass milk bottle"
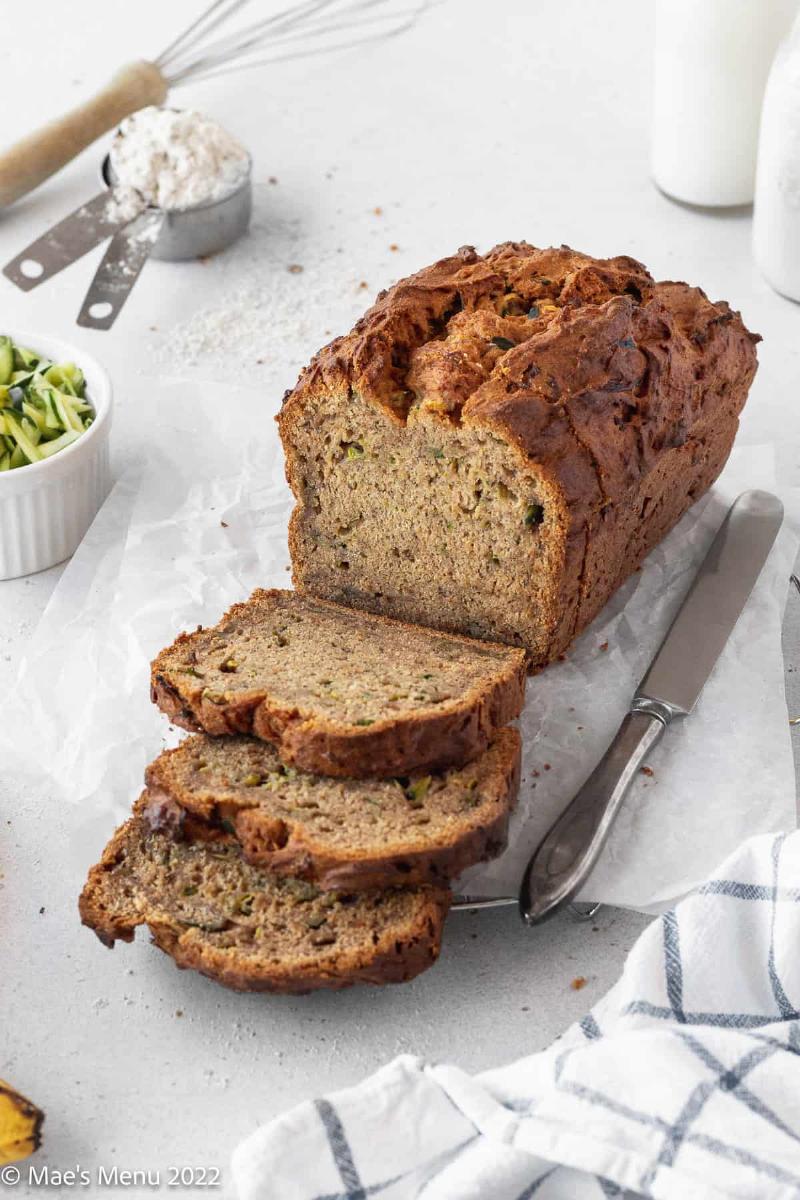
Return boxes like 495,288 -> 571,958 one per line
754,14 -> 800,299
652,0 -> 798,207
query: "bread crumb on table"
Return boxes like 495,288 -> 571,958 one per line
570,976 -> 588,991
641,766 -> 654,777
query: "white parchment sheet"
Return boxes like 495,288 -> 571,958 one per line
4,380 -> 797,912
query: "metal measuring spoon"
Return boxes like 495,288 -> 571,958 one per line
75,152 -> 252,330
3,126 -> 252,330
3,189 -> 150,292
76,204 -> 165,331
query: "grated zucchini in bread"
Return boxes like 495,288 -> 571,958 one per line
151,589 -> 526,778
144,728 -> 521,889
79,809 -> 450,994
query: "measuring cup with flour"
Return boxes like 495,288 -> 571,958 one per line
3,108 -> 252,330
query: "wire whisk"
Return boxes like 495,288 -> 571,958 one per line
159,0 -> 432,84
0,0 -> 432,208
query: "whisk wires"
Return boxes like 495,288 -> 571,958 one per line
156,0 -> 431,86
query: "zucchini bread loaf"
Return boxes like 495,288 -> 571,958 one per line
279,243 -> 759,665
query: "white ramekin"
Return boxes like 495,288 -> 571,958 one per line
0,330 -> 112,579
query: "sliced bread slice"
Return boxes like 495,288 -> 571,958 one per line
79,809 -> 450,994
143,728 -> 521,890
151,589 -> 526,778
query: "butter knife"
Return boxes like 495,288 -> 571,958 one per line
519,489 -> 783,923
453,490 -> 784,921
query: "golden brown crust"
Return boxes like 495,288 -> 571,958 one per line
150,589 -> 526,777
143,728 -> 522,890
279,243 -> 759,665
78,814 -> 451,994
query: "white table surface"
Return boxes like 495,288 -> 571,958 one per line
2,2 -> 800,1195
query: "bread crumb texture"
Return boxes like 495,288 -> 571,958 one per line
143,727 -> 521,889
79,811 -> 450,993
151,589 -> 525,778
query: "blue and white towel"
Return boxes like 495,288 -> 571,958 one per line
233,832 -> 800,1200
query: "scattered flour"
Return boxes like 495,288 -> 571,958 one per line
146,176 -> 412,394
109,107 -> 250,212
152,198 -> 378,386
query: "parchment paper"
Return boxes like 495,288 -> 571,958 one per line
4,380 -> 797,912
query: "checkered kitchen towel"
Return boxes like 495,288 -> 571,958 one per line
232,832 -> 800,1200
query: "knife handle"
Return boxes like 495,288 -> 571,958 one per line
519,699 -> 675,925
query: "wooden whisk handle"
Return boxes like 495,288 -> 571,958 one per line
0,61 -> 168,208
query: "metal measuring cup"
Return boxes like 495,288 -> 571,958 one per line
3,113 -> 252,331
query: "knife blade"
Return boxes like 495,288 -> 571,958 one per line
638,491 -> 785,714
516,489 -> 784,926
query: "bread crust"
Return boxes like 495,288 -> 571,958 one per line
279,243 -> 759,665
143,728 -> 521,890
79,814 -> 451,994
151,589 -> 526,778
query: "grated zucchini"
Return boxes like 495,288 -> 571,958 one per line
0,336 -> 94,470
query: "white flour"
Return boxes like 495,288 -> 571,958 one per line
145,175 -> 410,391
150,195 -> 385,387
109,107 -> 250,212
105,185 -> 146,224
